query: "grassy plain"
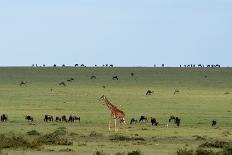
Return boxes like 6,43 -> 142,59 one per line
0,67 -> 232,155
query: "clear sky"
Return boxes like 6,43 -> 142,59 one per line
0,0 -> 231,67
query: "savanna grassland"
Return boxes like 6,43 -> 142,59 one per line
0,67 -> 232,155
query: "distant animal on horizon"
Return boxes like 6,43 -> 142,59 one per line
25,115 -> 34,122
44,115 -> 53,122
151,117 -> 159,126
174,89 -> 180,95
68,115 -> 80,122
130,118 -> 137,124
1,114 -> 8,122
90,75 -> 96,80
146,90 -> 154,95
139,115 -> 148,123
211,120 -> 217,127
59,81 -> 66,86
19,81 -> 27,87
112,76 -> 118,80
67,77 -> 74,82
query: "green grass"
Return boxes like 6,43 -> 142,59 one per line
0,67 -> 232,155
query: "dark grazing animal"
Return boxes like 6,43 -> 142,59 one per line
61,115 -> 68,122
19,81 -> 27,86
55,116 -> 62,122
146,90 -> 154,95
151,117 -> 159,126
1,114 -> 8,122
211,120 -> 217,127
139,115 -> 148,123
59,81 -> 66,86
44,115 -> 53,122
169,115 -> 176,122
25,115 -> 33,122
67,77 -> 74,82
112,76 -> 118,80
175,117 -> 181,127
68,115 -> 80,122
90,75 -> 96,80
130,118 -> 137,124
174,89 -> 180,95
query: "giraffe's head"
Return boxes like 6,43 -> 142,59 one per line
99,95 -> 106,103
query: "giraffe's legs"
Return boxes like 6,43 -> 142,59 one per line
109,119 -> 111,131
114,118 -> 118,132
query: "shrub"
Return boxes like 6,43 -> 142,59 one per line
89,131 -> 103,137
195,148 -> 214,155
94,150 -> 108,155
36,129 -> 72,145
199,141 -> 231,148
27,130 -> 40,136
128,150 -> 142,155
176,148 -> 194,155
115,152 -> 126,155
223,145 -> 232,155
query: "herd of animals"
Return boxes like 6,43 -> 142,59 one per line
2,71 -> 218,129
0,114 -> 80,123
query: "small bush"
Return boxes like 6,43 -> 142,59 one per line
199,141 -> 231,148
89,131 -> 103,137
36,129 -> 72,145
110,135 -> 131,141
223,145 -> 232,155
27,130 -> 40,136
115,152 -> 126,155
195,148 -> 214,155
128,150 -> 142,155
176,148 -> 194,155
59,148 -> 75,152
0,134 -> 41,149
94,150 -> 108,155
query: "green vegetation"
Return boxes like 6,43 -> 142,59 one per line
0,67 -> 232,155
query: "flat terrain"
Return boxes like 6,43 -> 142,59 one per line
0,67 -> 232,155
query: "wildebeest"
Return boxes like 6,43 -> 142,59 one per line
109,64 -> 113,67
55,116 -> 62,122
139,115 -> 148,123
169,115 -> 176,122
112,76 -> 118,80
130,118 -> 137,124
59,81 -> 66,86
75,64 -> 79,67
25,115 -> 33,122
61,115 -> 68,122
211,120 -> 217,127
1,114 -> 8,122
175,117 -> 181,127
44,115 -> 53,122
67,77 -> 74,82
68,115 -> 80,122
146,90 -> 154,95
151,117 -> 159,126
174,89 -> 180,95
90,75 -> 96,80
19,81 -> 27,87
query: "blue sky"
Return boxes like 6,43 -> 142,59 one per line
0,0 -> 231,67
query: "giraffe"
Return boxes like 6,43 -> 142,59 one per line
99,95 -> 126,131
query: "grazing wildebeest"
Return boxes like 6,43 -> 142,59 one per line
61,115 -> 68,122
151,117 -> 159,126
81,64 -> 85,67
211,120 -> 217,127
19,81 -> 27,87
59,81 -> 66,86
112,76 -> 118,80
169,115 -> 176,122
55,116 -> 61,122
44,115 -> 53,122
90,75 -> 96,80
25,115 -> 33,122
175,117 -> 181,127
109,64 -> 113,67
146,90 -> 154,95
68,115 -> 80,122
130,118 -> 137,124
174,89 -> 180,95
67,77 -> 74,82
139,115 -> 148,123
53,64 -> 56,67
1,114 -> 8,122
75,64 -> 79,67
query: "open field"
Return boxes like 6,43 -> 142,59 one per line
0,67 -> 232,155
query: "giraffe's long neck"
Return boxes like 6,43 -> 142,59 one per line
104,97 -> 117,111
